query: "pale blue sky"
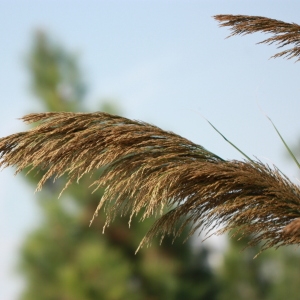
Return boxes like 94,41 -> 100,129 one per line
1,1 -> 300,298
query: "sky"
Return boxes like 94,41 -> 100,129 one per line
1,1 -> 300,298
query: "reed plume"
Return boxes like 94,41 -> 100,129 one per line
1,112 -> 300,252
214,14 -> 300,61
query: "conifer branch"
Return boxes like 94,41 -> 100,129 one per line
214,14 -> 300,61
0,112 -> 300,252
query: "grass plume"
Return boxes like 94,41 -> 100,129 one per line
0,112 -> 300,252
214,14 -> 300,61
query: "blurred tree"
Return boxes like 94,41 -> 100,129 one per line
18,32 -> 220,300
217,236 -> 273,300
217,235 -> 300,300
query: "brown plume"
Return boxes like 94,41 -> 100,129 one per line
0,112 -> 300,252
214,14 -> 300,61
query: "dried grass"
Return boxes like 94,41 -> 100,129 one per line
1,112 -> 300,252
214,14 -> 300,61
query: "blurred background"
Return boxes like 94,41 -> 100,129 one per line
1,1 -> 300,299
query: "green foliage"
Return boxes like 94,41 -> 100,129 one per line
218,237 -> 273,300
28,31 -> 85,111
217,236 -> 300,300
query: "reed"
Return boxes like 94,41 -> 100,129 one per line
0,112 -> 299,252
